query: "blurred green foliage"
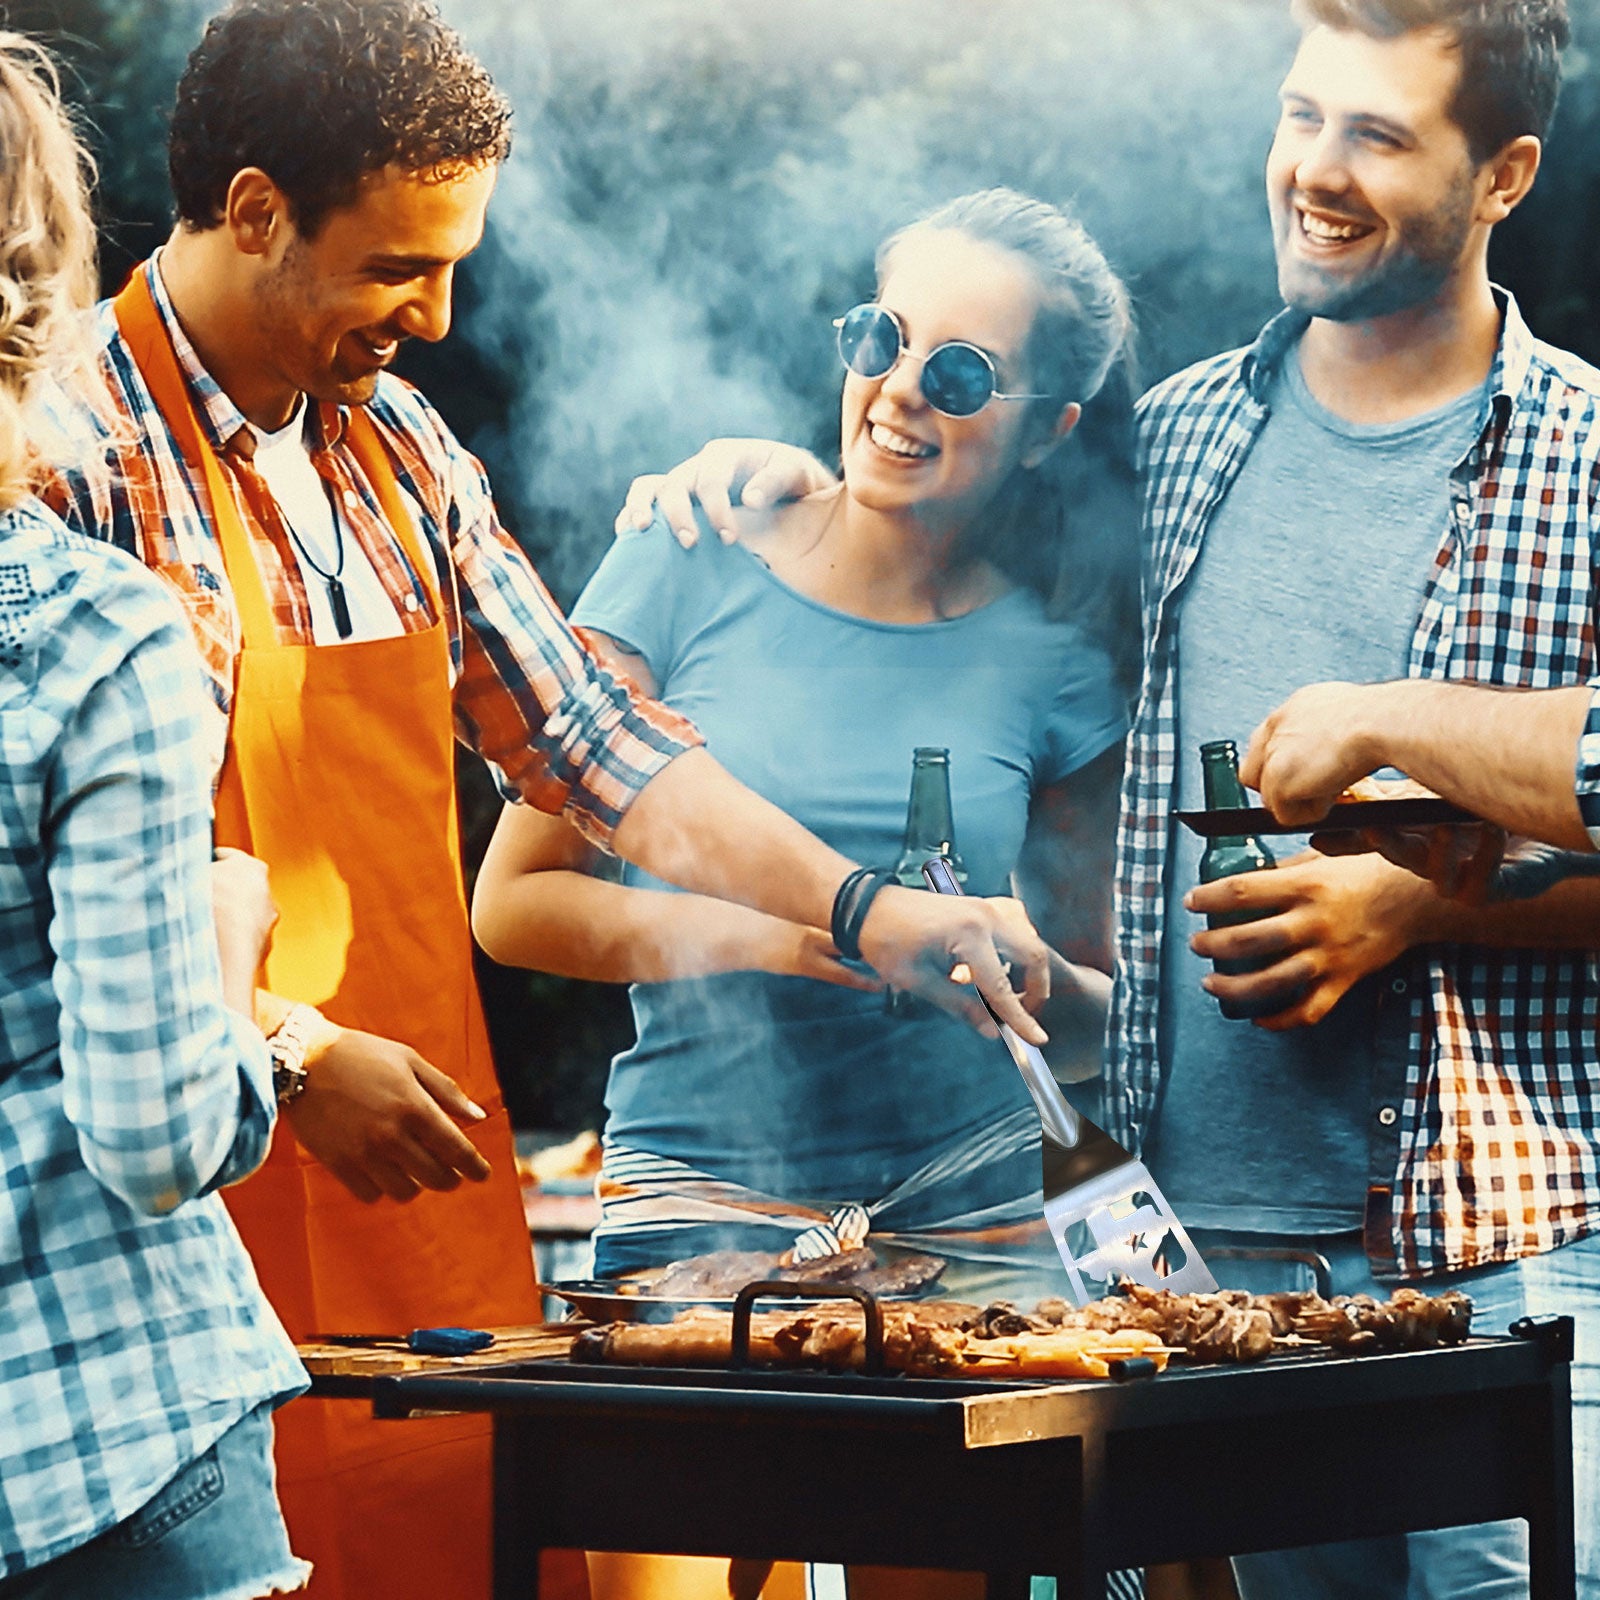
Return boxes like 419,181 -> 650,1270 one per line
17,0 -> 1600,1130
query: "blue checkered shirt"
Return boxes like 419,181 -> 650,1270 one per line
0,502 -> 304,1575
1109,291 -> 1600,1279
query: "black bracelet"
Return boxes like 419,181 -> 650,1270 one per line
830,867 -> 877,959
832,866 -> 896,962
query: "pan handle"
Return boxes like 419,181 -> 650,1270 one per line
729,1280 -> 885,1375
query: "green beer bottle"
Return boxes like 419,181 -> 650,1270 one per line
1197,739 -> 1278,1022
892,747 -> 966,888
887,749 -> 965,1015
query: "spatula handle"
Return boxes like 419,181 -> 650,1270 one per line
920,856 -> 1083,1149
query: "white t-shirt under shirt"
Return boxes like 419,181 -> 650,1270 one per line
250,402 -> 405,645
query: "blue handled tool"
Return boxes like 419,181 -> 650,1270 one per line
921,855 -> 1217,1305
316,1327 -> 494,1356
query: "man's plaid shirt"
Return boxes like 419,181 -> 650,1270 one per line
1108,291 -> 1600,1279
40,259 -> 699,845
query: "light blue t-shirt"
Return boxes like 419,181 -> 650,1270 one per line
571,516 -> 1128,1202
1154,350 -> 1486,1232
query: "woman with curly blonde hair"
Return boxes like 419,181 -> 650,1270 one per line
0,33 -> 310,1597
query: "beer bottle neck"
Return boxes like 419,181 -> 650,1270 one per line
904,765 -> 955,851
896,748 -> 964,885
1200,743 -> 1249,811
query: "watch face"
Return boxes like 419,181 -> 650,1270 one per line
272,1055 -> 307,1101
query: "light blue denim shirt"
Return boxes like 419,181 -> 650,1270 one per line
0,502 -> 304,1574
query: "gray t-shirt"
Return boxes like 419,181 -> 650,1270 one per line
1154,348 -> 1485,1232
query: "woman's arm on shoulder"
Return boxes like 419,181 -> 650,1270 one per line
614,439 -> 839,548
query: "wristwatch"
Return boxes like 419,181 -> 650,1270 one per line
268,1004 -> 318,1104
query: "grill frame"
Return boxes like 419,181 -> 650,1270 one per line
315,1316 -> 1576,1600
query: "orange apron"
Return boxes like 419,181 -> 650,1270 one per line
114,274 -> 540,1600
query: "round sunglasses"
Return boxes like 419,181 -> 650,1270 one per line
833,302 -> 1052,419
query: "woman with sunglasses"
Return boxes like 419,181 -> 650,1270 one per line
474,186 -> 1135,1599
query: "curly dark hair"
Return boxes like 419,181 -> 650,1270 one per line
1292,0 -> 1570,161
168,0 -> 512,237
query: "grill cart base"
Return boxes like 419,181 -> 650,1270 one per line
315,1314 -> 1575,1600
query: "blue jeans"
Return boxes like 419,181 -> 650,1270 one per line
1190,1227 -> 1599,1600
1,1403 -> 309,1600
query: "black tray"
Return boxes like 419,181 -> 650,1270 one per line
1176,796 -> 1477,838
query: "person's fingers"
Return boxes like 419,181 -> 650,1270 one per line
1237,722 -> 1270,793
1269,790 -> 1332,828
411,1111 -> 493,1183
1185,872 -> 1297,916
792,928 -> 882,990
1424,825 -> 1462,897
366,1156 -> 423,1204
616,473 -> 667,536
737,458 -> 784,511
690,467 -> 738,544
961,938 -> 1046,1044
392,1139 -> 465,1194
986,898 -> 1051,1014
652,474 -> 705,548
1454,826 -> 1506,905
740,450 -> 832,511
925,982 -> 1001,1039
326,1160 -> 384,1205
830,963 -> 884,992
410,1064 -> 494,1181
1253,988 -> 1330,1032
1190,915 -> 1296,964
413,1059 -> 488,1124
1202,951 -> 1318,1020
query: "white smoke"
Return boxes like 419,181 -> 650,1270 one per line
438,0 -> 1297,598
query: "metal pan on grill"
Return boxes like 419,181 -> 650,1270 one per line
543,1275 -> 945,1325
545,1245 -> 950,1324
540,1279 -> 806,1324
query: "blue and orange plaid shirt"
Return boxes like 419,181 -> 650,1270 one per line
40,258 -> 699,846
1109,290 -> 1600,1279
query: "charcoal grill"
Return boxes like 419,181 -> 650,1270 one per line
313,1299 -> 1575,1600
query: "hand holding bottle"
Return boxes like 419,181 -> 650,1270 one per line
1186,848 -> 1432,1030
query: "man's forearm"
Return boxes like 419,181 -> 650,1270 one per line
611,748 -> 850,930
1411,871 -> 1600,948
1358,681 -> 1593,849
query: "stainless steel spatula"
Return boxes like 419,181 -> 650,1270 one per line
921,856 -> 1216,1305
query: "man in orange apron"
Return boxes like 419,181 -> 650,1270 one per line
42,3 -> 1055,1596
